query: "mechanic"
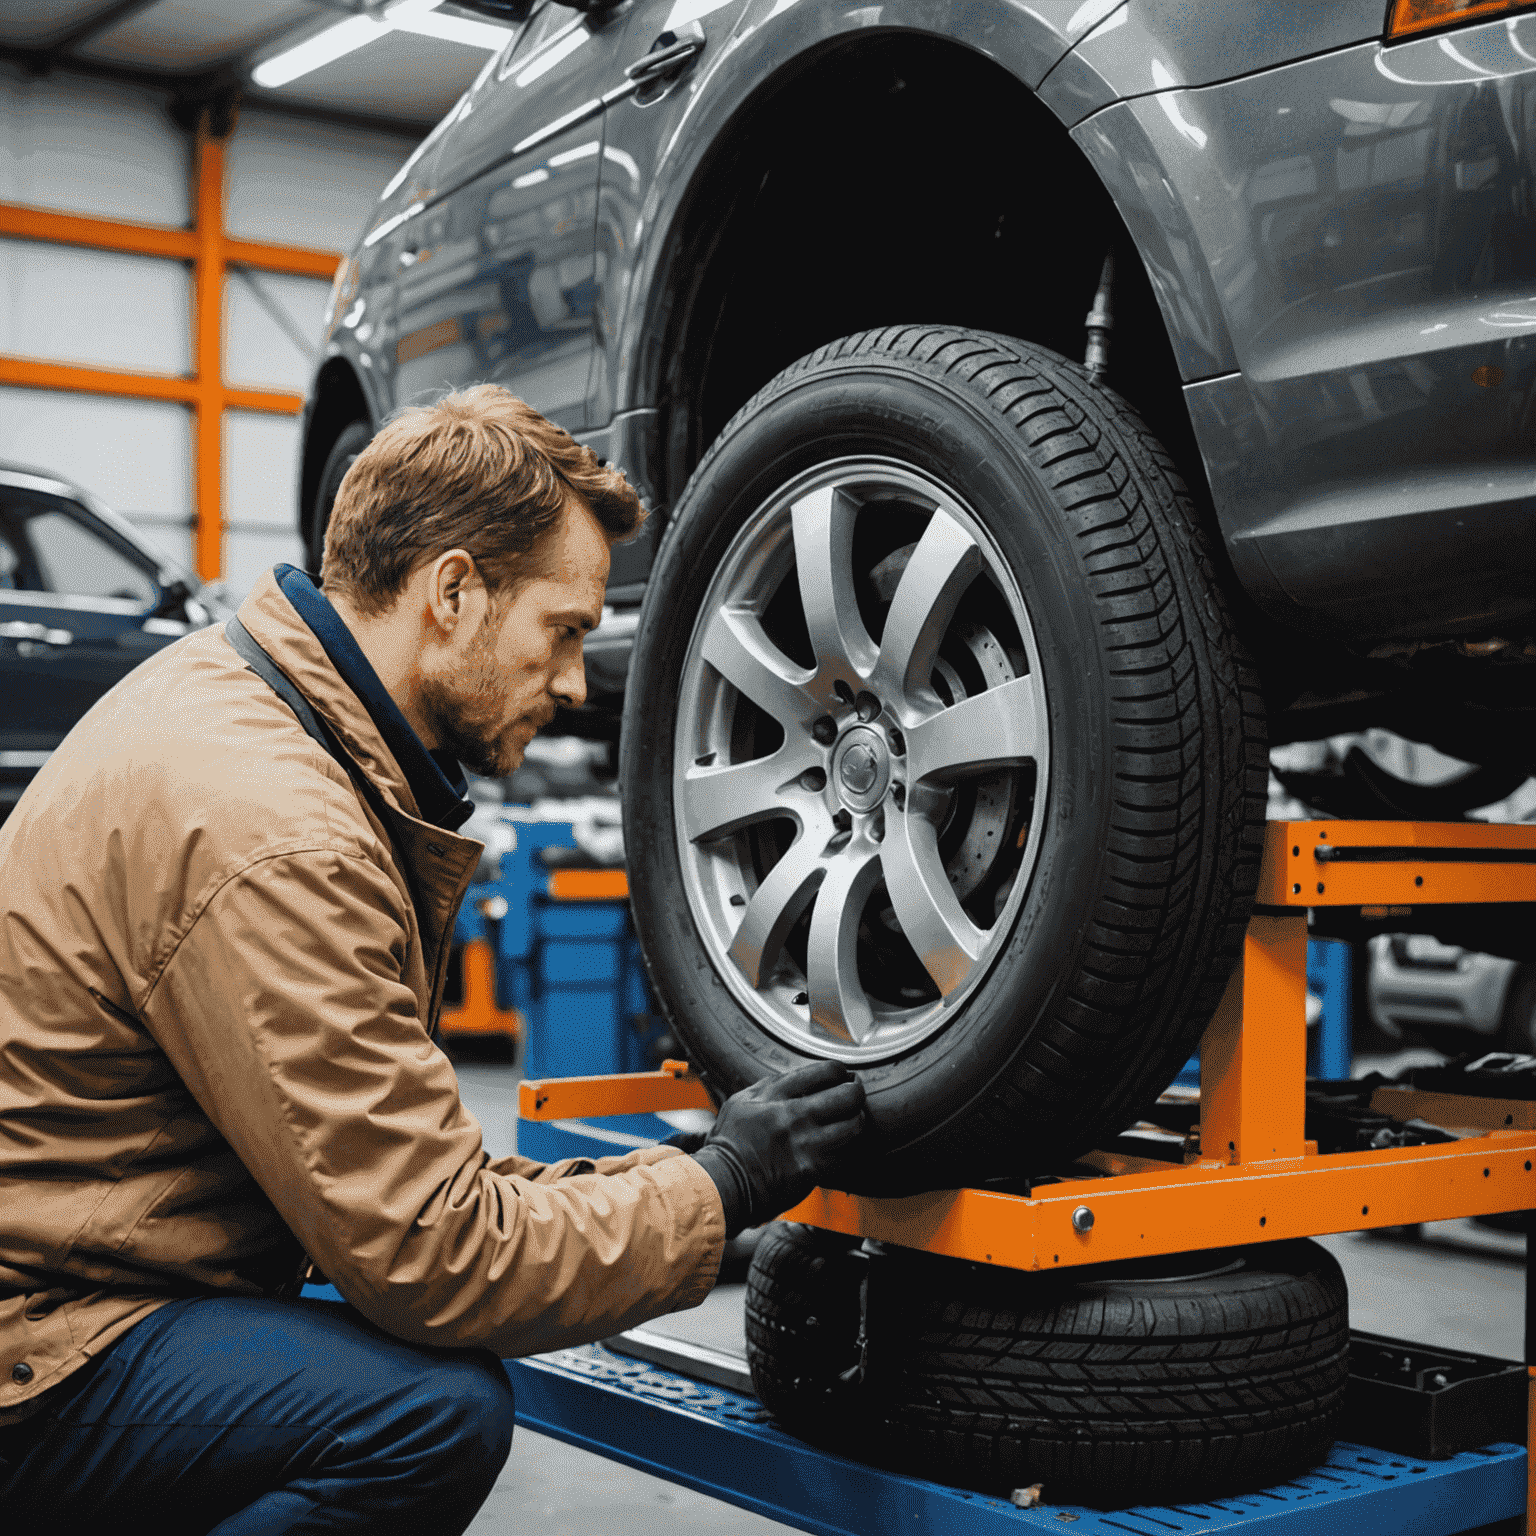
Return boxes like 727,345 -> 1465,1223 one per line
0,384 -> 866,1533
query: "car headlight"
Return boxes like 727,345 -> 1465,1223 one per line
1388,0 -> 1536,39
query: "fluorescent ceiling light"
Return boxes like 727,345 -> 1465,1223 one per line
253,13 -> 389,87
252,0 -> 510,89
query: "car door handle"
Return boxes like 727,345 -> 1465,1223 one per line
625,23 -> 704,86
0,621 -> 72,646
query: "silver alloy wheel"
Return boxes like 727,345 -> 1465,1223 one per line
673,458 -> 1050,1063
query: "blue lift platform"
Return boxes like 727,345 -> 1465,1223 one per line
506,1343 -> 1526,1536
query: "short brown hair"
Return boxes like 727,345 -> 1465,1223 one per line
320,384 -> 644,615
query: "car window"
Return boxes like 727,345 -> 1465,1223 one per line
21,507 -> 157,606
0,530 -> 17,590
498,2 -> 579,82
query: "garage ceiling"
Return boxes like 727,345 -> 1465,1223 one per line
0,0 -> 512,130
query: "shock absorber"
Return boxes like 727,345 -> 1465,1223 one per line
1083,248 -> 1115,383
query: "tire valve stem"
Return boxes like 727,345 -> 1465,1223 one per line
1083,249 -> 1115,384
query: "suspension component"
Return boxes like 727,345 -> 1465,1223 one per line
1084,249 -> 1115,382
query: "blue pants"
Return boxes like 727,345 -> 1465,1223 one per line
0,1294 -> 515,1534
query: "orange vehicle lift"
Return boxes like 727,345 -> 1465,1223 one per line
519,819 -> 1536,1528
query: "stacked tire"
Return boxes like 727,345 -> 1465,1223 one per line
746,1224 -> 1350,1507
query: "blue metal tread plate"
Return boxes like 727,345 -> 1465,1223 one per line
505,1343 -> 1526,1536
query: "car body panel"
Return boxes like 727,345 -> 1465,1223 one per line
389,7 -> 627,428
306,0 -> 1536,656
1040,0 -> 1386,123
1073,17 -> 1536,637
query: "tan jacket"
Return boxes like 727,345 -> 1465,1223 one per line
0,571 -> 723,1420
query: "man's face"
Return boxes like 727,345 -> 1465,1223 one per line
419,497 -> 609,778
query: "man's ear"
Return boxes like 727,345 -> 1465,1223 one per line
425,549 -> 481,635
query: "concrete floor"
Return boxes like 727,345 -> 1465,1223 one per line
452,1057 -> 1526,1533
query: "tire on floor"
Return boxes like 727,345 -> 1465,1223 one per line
746,1223 -> 1350,1506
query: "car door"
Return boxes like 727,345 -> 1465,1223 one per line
391,3 -> 631,429
0,481 -> 186,787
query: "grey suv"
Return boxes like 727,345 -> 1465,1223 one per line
300,0 -> 1536,1188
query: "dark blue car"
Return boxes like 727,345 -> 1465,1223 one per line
0,463 -> 232,818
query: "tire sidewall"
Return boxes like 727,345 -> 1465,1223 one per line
624,355 -> 1126,1169
309,420 -> 371,571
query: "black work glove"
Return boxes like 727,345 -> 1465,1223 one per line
691,1061 -> 866,1238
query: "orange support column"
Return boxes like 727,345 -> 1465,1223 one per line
1199,913 -> 1310,1164
439,939 -> 523,1040
192,118 -> 227,582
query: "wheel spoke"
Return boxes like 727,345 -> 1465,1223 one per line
729,833 -> 826,989
701,607 -> 819,730
680,743 -> 819,843
791,484 -> 877,688
873,510 -> 983,707
880,810 -> 985,997
906,676 -> 1040,784
806,842 -> 883,1044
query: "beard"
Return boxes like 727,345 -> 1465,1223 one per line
418,620 -> 536,779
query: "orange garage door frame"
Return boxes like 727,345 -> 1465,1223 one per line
0,111 -> 343,580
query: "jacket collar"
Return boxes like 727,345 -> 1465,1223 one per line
234,569 -> 454,827
272,566 -> 472,832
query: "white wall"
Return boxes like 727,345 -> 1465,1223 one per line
217,110 -> 415,590
0,385 -> 194,570
224,105 -> 418,254
1,238 -> 191,373
224,267 -> 331,394
0,65 -> 188,224
223,409 -> 305,591
0,65 -> 420,597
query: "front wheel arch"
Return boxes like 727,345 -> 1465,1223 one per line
299,360 -> 372,561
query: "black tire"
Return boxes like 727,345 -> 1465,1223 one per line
746,1224 -> 1350,1507
621,326 -> 1267,1189
306,420 -> 371,573
743,1224 -> 874,1457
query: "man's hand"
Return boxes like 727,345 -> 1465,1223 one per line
691,1061 -> 866,1238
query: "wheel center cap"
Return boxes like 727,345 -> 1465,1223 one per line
831,726 -> 890,813
841,745 -> 877,792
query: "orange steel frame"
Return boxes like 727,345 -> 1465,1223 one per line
0,112 -> 342,581
521,819 -> 1536,1512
